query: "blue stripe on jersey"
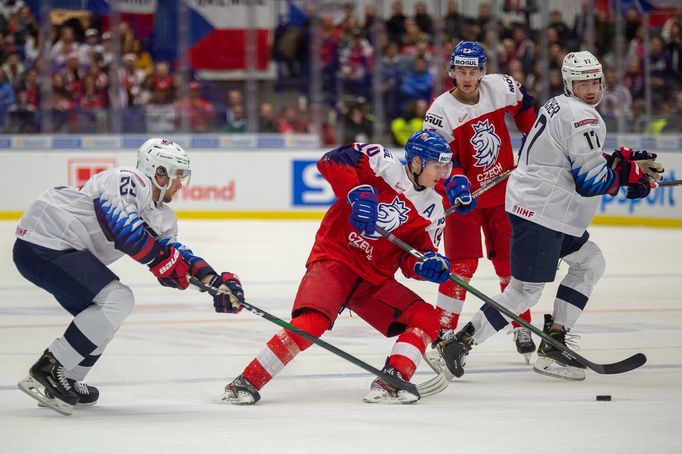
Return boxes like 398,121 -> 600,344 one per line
518,85 -> 535,112
94,197 -> 159,264
571,164 -> 617,197
159,238 -> 215,279
321,145 -> 362,167
481,304 -> 510,332
556,284 -> 589,310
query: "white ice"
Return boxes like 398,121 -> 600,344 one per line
1,220 -> 681,454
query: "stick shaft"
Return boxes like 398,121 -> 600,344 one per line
189,277 -> 420,397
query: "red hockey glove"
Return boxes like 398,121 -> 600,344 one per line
148,246 -> 190,289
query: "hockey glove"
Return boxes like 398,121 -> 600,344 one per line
621,160 -> 653,200
414,252 -> 451,284
148,246 -> 191,289
611,147 -> 665,181
209,272 -> 244,314
347,185 -> 379,236
443,175 -> 477,215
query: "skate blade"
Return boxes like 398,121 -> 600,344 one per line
533,357 -> 586,381
423,350 -> 457,383
220,390 -> 257,406
523,353 -> 532,365
363,389 -> 419,404
17,376 -> 73,416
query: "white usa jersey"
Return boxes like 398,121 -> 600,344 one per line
16,167 -> 178,265
506,94 -> 617,237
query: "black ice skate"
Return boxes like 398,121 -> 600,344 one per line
512,326 -> 536,365
534,314 -> 586,381
221,374 -> 261,405
439,322 -> 476,378
17,349 -> 79,416
41,380 -> 99,408
423,329 -> 457,382
363,358 -> 419,404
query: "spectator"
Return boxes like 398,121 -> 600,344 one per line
665,22 -> 682,87
79,75 -> 108,133
47,73 -> 76,133
0,68 -> 16,128
623,57 -> 645,101
14,5 -> 39,46
79,28 -> 102,66
49,26 -> 79,69
381,41 -> 405,121
339,28 -> 374,99
120,53 -> 145,106
361,3 -> 379,42
414,1 -> 435,39
595,9 -> 615,57
257,102 -> 279,133
401,17 -> 428,51
225,89 -> 243,124
386,0 -> 406,45
149,61 -> 174,104
175,81 -> 215,132
223,103 -> 246,133
2,51 -> 24,90
548,10 -> 575,48
342,102 -> 373,143
390,99 -> 427,146
599,67 -> 633,131
5,90 -> 37,133
131,38 -> 153,78
277,105 -> 309,133
400,56 -> 433,105
145,86 -> 177,133
444,1 -> 468,41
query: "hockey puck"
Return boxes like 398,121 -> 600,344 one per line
596,395 -> 612,401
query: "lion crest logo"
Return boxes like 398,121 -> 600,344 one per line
365,197 -> 410,240
470,119 -> 501,169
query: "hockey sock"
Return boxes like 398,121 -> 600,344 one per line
436,259 -> 478,330
389,303 -> 439,380
492,258 -> 531,328
243,310 -> 330,390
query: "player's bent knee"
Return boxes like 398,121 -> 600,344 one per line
509,278 -> 544,310
94,280 -> 135,326
403,302 -> 440,342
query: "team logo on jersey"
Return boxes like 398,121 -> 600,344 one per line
364,196 -> 410,240
470,119 -> 501,170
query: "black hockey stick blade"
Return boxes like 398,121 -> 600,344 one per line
375,227 -> 647,376
189,277 -> 420,399
582,353 -> 647,375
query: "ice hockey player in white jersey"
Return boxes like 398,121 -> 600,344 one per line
14,138 -> 246,415
433,51 -> 664,381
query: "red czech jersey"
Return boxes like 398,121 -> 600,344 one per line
424,74 -> 536,208
309,142 -> 446,286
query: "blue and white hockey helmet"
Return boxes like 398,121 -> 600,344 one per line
448,41 -> 487,79
405,130 -> 452,166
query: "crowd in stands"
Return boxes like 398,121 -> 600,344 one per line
1,1 -> 681,140
272,0 -> 682,144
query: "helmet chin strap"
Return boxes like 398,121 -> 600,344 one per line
151,175 -> 171,204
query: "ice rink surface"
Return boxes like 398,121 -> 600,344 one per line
1,220 -> 681,454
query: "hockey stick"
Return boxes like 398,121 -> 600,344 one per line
375,227 -> 647,376
444,167 -> 514,216
189,276 -> 420,399
654,179 -> 682,187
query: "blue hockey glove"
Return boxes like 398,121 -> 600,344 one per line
347,185 -> 379,236
443,175 -> 477,215
208,272 -> 244,314
414,252 -> 451,283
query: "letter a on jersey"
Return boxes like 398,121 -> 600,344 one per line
470,119 -> 501,170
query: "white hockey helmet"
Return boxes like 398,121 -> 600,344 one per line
136,138 -> 190,202
561,51 -> 605,105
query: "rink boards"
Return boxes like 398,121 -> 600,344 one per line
0,134 -> 680,226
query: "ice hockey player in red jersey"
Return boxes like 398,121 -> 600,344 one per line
221,130 -> 475,405
422,41 -> 537,373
